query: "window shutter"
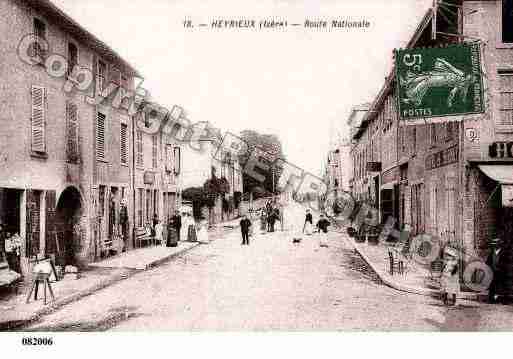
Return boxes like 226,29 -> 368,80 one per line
97,112 -> 106,160
136,131 -> 143,166
152,136 -> 158,168
66,101 -> 79,162
31,86 -> 46,153
165,144 -> 173,172
120,123 -> 128,165
45,190 -> 57,256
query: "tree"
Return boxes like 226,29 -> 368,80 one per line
182,187 -> 206,219
238,130 -> 285,197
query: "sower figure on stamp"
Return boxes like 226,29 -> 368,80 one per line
240,214 -> 252,246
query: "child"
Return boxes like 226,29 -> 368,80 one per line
316,214 -> 331,248
441,248 -> 459,306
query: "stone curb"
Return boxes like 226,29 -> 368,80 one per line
340,233 -> 484,301
0,242 -> 202,331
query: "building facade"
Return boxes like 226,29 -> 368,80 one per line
348,0 -> 513,291
0,0 -> 141,278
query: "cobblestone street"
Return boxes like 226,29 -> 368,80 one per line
19,205 -> 513,331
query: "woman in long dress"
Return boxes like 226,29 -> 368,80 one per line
180,213 -> 190,242
154,219 -> 164,246
259,210 -> 267,233
187,215 -> 197,242
197,217 -> 209,244
304,209 -> 313,235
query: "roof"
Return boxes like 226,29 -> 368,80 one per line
353,8 -> 435,140
25,0 -> 141,77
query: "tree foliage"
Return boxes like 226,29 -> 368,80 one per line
238,130 -> 285,197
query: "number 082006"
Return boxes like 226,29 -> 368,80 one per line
22,337 -> 54,345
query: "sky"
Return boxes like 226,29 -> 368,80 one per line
53,0 -> 432,176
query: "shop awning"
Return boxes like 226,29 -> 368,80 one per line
478,165 -> 513,184
478,165 -> 513,207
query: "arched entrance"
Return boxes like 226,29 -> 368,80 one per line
55,186 -> 83,267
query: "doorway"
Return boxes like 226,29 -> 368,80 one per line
55,187 -> 83,266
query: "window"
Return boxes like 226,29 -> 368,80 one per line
96,112 -> 106,160
399,126 -> 405,153
120,123 -> 128,165
121,75 -> 129,90
165,144 -> 174,172
146,189 -> 151,223
430,123 -> 436,146
97,60 -> 107,93
33,18 -> 46,60
446,122 -> 454,141
110,67 -> 121,86
152,136 -> 158,168
31,85 -> 46,153
503,0 -> 513,43
153,190 -> 159,219
136,131 -> 143,167
138,189 -> 143,227
174,147 -> 181,174
498,71 -> 513,125
66,101 -> 79,163
412,126 -> 417,154
67,42 -> 78,77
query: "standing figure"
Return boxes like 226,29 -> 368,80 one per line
440,247 -> 460,306
304,209 -> 313,235
168,212 -> 181,246
119,200 -> 129,252
486,238 -> 503,303
316,214 -> 331,248
259,209 -> 267,234
180,213 -> 189,243
154,219 -> 164,246
197,216 -> 209,244
240,214 -> 252,245
266,201 -> 272,232
279,204 -> 284,231
187,215 -> 197,242
5,230 -> 21,273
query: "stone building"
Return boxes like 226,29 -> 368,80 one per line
348,0 -> 513,291
0,0 -> 140,277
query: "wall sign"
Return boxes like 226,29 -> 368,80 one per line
426,145 -> 459,170
489,142 -> 513,159
395,42 -> 484,120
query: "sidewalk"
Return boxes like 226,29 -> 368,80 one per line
0,241 -> 199,331
341,233 -> 487,301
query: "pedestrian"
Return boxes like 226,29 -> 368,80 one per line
303,209 -> 313,235
168,212 -> 181,246
5,230 -> 21,273
271,207 -> 280,232
440,247 -> 459,306
186,214 -> 197,242
266,201 -> 272,232
154,219 -> 164,246
180,213 -> 189,243
279,204 -> 284,231
259,209 -> 267,234
119,199 -> 129,252
240,214 -> 252,245
486,238 -> 503,304
316,214 -> 331,248
197,216 -> 209,244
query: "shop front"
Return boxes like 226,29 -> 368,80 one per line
474,163 -> 513,294
380,166 -> 400,228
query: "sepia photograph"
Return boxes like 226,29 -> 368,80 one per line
1,0 -> 513,355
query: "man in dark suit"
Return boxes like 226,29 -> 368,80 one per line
240,214 -> 252,245
486,238 -> 503,303
170,213 -> 182,244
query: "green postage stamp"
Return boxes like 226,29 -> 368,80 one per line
395,42 -> 484,120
